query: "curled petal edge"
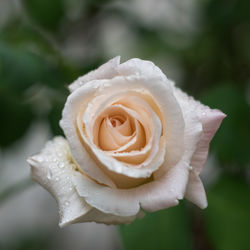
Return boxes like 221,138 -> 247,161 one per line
27,137 -> 142,227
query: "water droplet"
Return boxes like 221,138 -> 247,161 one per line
65,201 -> 70,206
202,111 -> 206,116
44,157 -> 50,162
47,169 -> 53,180
55,177 -> 60,181
59,162 -> 65,169
58,152 -> 63,157
36,156 -> 43,162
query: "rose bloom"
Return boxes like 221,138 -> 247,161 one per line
27,57 -> 225,227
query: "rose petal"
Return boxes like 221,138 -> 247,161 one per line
173,89 -> 203,162
69,56 -> 120,92
60,87 -> 116,187
117,58 -> 167,81
173,87 -> 225,209
27,137 -> 92,227
185,171 -> 207,209
75,207 -> 144,225
192,109 -> 226,173
69,57 -> 167,93
73,172 -> 140,216
73,158 -> 189,217
174,87 -> 226,173
82,102 -> 162,178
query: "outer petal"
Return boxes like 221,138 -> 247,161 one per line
191,108 -> 226,173
69,57 -> 168,93
185,171 -> 207,209
73,158 -> 190,217
27,137 -> 92,227
69,56 -> 120,92
27,137 -> 143,226
174,87 -> 226,173
75,208 -> 144,225
174,87 -> 225,208
117,58 -> 167,81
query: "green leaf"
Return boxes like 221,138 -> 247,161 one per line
48,100 -> 65,136
22,0 -> 65,31
120,202 -> 193,250
0,43 -> 48,92
0,20 -> 59,56
0,93 -> 34,148
200,84 -> 250,167
204,175 -> 250,250
0,41 -> 66,93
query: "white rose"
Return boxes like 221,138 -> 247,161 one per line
27,57 -> 225,227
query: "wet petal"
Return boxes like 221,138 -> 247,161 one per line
73,158 -> 189,217
174,87 -> 226,173
69,56 -> 120,92
27,137 -> 92,227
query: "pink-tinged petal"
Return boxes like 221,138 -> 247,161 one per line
174,87 -> 226,173
69,56 -> 120,92
73,158 -> 189,217
185,171 -> 207,209
192,109 -> 226,173
26,137 -> 92,228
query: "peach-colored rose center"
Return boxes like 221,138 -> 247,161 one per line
98,111 -> 146,152
77,92 -> 162,169
75,91 -> 164,188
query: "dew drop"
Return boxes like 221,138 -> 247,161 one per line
36,156 -> 44,162
65,201 -> 70,206
47,169 -> 53,180
58,152 -> 63,157
55,177 -> 60,181
59,162 -> 65,169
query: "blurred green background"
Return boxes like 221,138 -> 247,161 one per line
0,0 -> 250,250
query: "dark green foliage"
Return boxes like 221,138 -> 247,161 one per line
201,84 -> 250,167
22,0 -> 65,31
204,175 -> 250,250
120,202 -> 193,250
48,99 -> 65,136
0,93 -> 33,147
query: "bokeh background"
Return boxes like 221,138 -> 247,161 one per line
0,0 -> 250,249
